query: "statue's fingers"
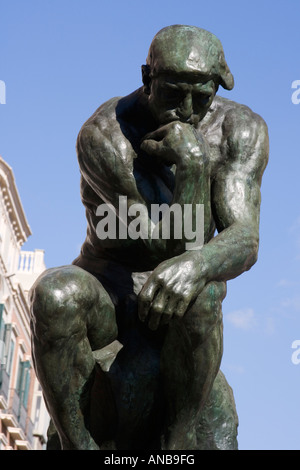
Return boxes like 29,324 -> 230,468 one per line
142,124 -> 170,142
160,295 -> 179,325
138,281 -> 158,322
174,298 -> 188,318
140,139 -> 164,156
147,290 -> 167,330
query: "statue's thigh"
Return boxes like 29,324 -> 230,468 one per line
182,280 -> 227,347
30,265 -> 117,349
161,280 -> 227,366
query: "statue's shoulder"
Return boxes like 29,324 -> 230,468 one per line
76,94 -> 139,170
212,97 -> 269,173
213,95 -> 268,142
78,96 -> 122,145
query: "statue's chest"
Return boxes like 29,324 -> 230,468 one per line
132,141 -> 224,209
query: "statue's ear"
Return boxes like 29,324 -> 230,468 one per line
141,64 -> 151,95
218,52 -> 234,90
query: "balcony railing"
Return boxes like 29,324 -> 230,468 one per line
18,249 -> 45,275
1,388 -> 34,448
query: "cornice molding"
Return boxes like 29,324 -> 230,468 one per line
0,156 -> 32,245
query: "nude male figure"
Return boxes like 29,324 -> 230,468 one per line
29,25 -> 269,450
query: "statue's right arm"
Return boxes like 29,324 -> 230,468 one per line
76,122 -> 168,256
77,123 -> 143,207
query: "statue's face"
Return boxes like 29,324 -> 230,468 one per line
147,72 -> 217,127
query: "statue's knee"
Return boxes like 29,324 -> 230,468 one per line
184,281 -> 226,343
30,265 -> 117,349
200,281 -> 227,316
30,266 -> 98,343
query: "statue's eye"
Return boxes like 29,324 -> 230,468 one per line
198,93 -> 211,105
162,87 -> 184,103
193,93 -> 211,110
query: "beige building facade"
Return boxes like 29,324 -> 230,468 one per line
0,156 -> 49,450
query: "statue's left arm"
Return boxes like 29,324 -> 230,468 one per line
138,110 -> 269,328
197,110 -> 269,283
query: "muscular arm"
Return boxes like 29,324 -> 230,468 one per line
200,110 -> 269,282
138,109 -> 269,329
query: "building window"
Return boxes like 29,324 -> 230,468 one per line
16,360 -> 31,408
0,304 -> 4,381
0,304 -> 4,339
34,395 -> 42,428
6,339 -> 14,375
0,303 -> 4,340
0,323 -> 14,375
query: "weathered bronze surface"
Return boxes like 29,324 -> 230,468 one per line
30,25 -> 269,450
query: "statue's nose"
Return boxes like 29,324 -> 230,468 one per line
177,93 -> 193,120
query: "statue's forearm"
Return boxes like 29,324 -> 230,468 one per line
138,123 -> 212,257
147,155 -> 210,257
184,222 -> 259,285
172,154 -> 209,206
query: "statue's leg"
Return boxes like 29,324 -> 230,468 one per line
160,280 -> 226,450
196,370 -> 239,450
29,265 -> 118,450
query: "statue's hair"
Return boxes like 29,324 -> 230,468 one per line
145,25 -> 234,90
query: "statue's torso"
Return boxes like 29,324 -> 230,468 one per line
74,93 -> 254,272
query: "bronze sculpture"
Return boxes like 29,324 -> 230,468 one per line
29,25 -> 269,450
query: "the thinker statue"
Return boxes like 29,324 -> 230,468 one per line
30,25 -> 269,450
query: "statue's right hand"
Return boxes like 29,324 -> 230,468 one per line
140,121 -> 209,166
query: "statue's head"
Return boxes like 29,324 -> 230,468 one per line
142,25 -> 234,126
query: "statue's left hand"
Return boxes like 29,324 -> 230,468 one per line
138,253 -> 206,330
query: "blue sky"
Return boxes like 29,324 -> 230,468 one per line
1,0 -> 300,450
